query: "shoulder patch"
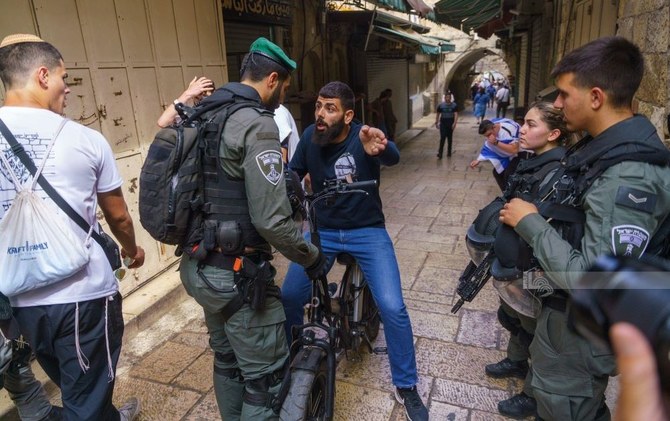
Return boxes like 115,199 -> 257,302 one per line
611,224 -> 649,258
255,150 -> 283,185
615,186 -> 656,214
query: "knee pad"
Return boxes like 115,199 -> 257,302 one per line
243,359 -> 289,413
214,352 -> 243,381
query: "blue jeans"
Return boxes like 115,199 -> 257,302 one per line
281,227 -> 418,388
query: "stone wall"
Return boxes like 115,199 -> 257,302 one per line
618,0 -> 670,140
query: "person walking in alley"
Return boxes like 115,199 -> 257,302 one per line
0,33 -> 145,420
370,90 -> 389,137
499,36 -> 670,421
473,86 -> 489,124
495,84 -> 511,118
382,88 -> 398,140
177,37 -> 325,420
281,81 -> 429,421
486,83 -> 497,108
435,94 -> 458,158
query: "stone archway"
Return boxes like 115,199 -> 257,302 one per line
439,48 -> 511,111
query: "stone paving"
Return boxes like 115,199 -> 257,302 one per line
0,106 -> 619,420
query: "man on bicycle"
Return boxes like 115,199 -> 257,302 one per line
281,81 -> 429,421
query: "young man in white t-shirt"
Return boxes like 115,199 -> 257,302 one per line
0,34 -> 145,420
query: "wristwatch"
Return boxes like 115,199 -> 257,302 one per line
173,99 -> 182,107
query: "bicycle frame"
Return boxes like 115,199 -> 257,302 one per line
287,179 -> 377,420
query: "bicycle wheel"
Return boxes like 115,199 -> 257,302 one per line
280,363 -> 328,421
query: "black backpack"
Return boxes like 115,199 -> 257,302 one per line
139,90 -> 253,245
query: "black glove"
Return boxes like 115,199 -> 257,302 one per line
305,251 -> 329,280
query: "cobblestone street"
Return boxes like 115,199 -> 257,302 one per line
1,106 -> 619,420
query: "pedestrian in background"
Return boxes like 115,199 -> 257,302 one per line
495,84 -> 511,118
486,83 -> 497,108
370,90 -> 388,137
473,87 -> 489,124
435,94 -> 458,158
382,88 -> 398,141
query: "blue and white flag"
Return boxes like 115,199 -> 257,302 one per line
477,139 -> 517,173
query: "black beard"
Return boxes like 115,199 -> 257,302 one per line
311,118 -> 345,145
266,85 -> 282,110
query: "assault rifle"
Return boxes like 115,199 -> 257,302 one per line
451,252 -> 495,313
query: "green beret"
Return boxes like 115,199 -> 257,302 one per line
249,37 -> 296,72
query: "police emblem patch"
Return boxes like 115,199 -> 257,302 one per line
611,225 -> 649,258
255,150 -> 283,185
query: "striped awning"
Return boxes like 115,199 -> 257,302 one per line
433,0 -> 502,30
373,26 -> 445,55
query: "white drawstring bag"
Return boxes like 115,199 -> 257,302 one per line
0,119 -> 91,297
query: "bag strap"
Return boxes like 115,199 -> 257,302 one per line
0,117 -> 106,249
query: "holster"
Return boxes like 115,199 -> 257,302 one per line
236,257 -> 275,312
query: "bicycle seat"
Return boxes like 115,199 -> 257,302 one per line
336,252 -> 356,265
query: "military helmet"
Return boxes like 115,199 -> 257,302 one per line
465,197 -> 504,265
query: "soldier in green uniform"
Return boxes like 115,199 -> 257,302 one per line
178,38 -> 328,420
500,36 -> 670,420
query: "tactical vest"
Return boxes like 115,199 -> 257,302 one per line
538,137 -> 670,254
503,147 -> 564,203
493,147 -> 565,272
201,116 -> 266,251
182,87 -> 269,257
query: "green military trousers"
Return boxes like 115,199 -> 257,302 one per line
529,306 -> 616,421
180,255 -> 289,421
499,300 -> 537,396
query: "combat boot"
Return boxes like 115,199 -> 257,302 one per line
498,392 -> 537,419
484,357 -> 528,379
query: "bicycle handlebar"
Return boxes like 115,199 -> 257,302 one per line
307,179 -> 377,206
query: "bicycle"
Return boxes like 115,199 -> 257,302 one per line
280,178 -> 385,421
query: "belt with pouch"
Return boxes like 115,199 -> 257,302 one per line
203,251 -> 238,270
543,292 -> 568,312
202,249 -> 271,271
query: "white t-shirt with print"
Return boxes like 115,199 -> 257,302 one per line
0,106 -> 122,307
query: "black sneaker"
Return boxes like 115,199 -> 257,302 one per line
485,358 -> 528,379
498,392 -> 537,419
394,386 -> 428,421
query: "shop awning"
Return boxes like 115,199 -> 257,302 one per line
373,26 -> 441,54
433,0 -> 502,31
425,35 -> 456,52
327,8 -> 431,33
370,0 -> 434,17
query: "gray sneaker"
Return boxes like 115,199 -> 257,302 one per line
118,397 -> 141,421
395,386 -> 428,421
